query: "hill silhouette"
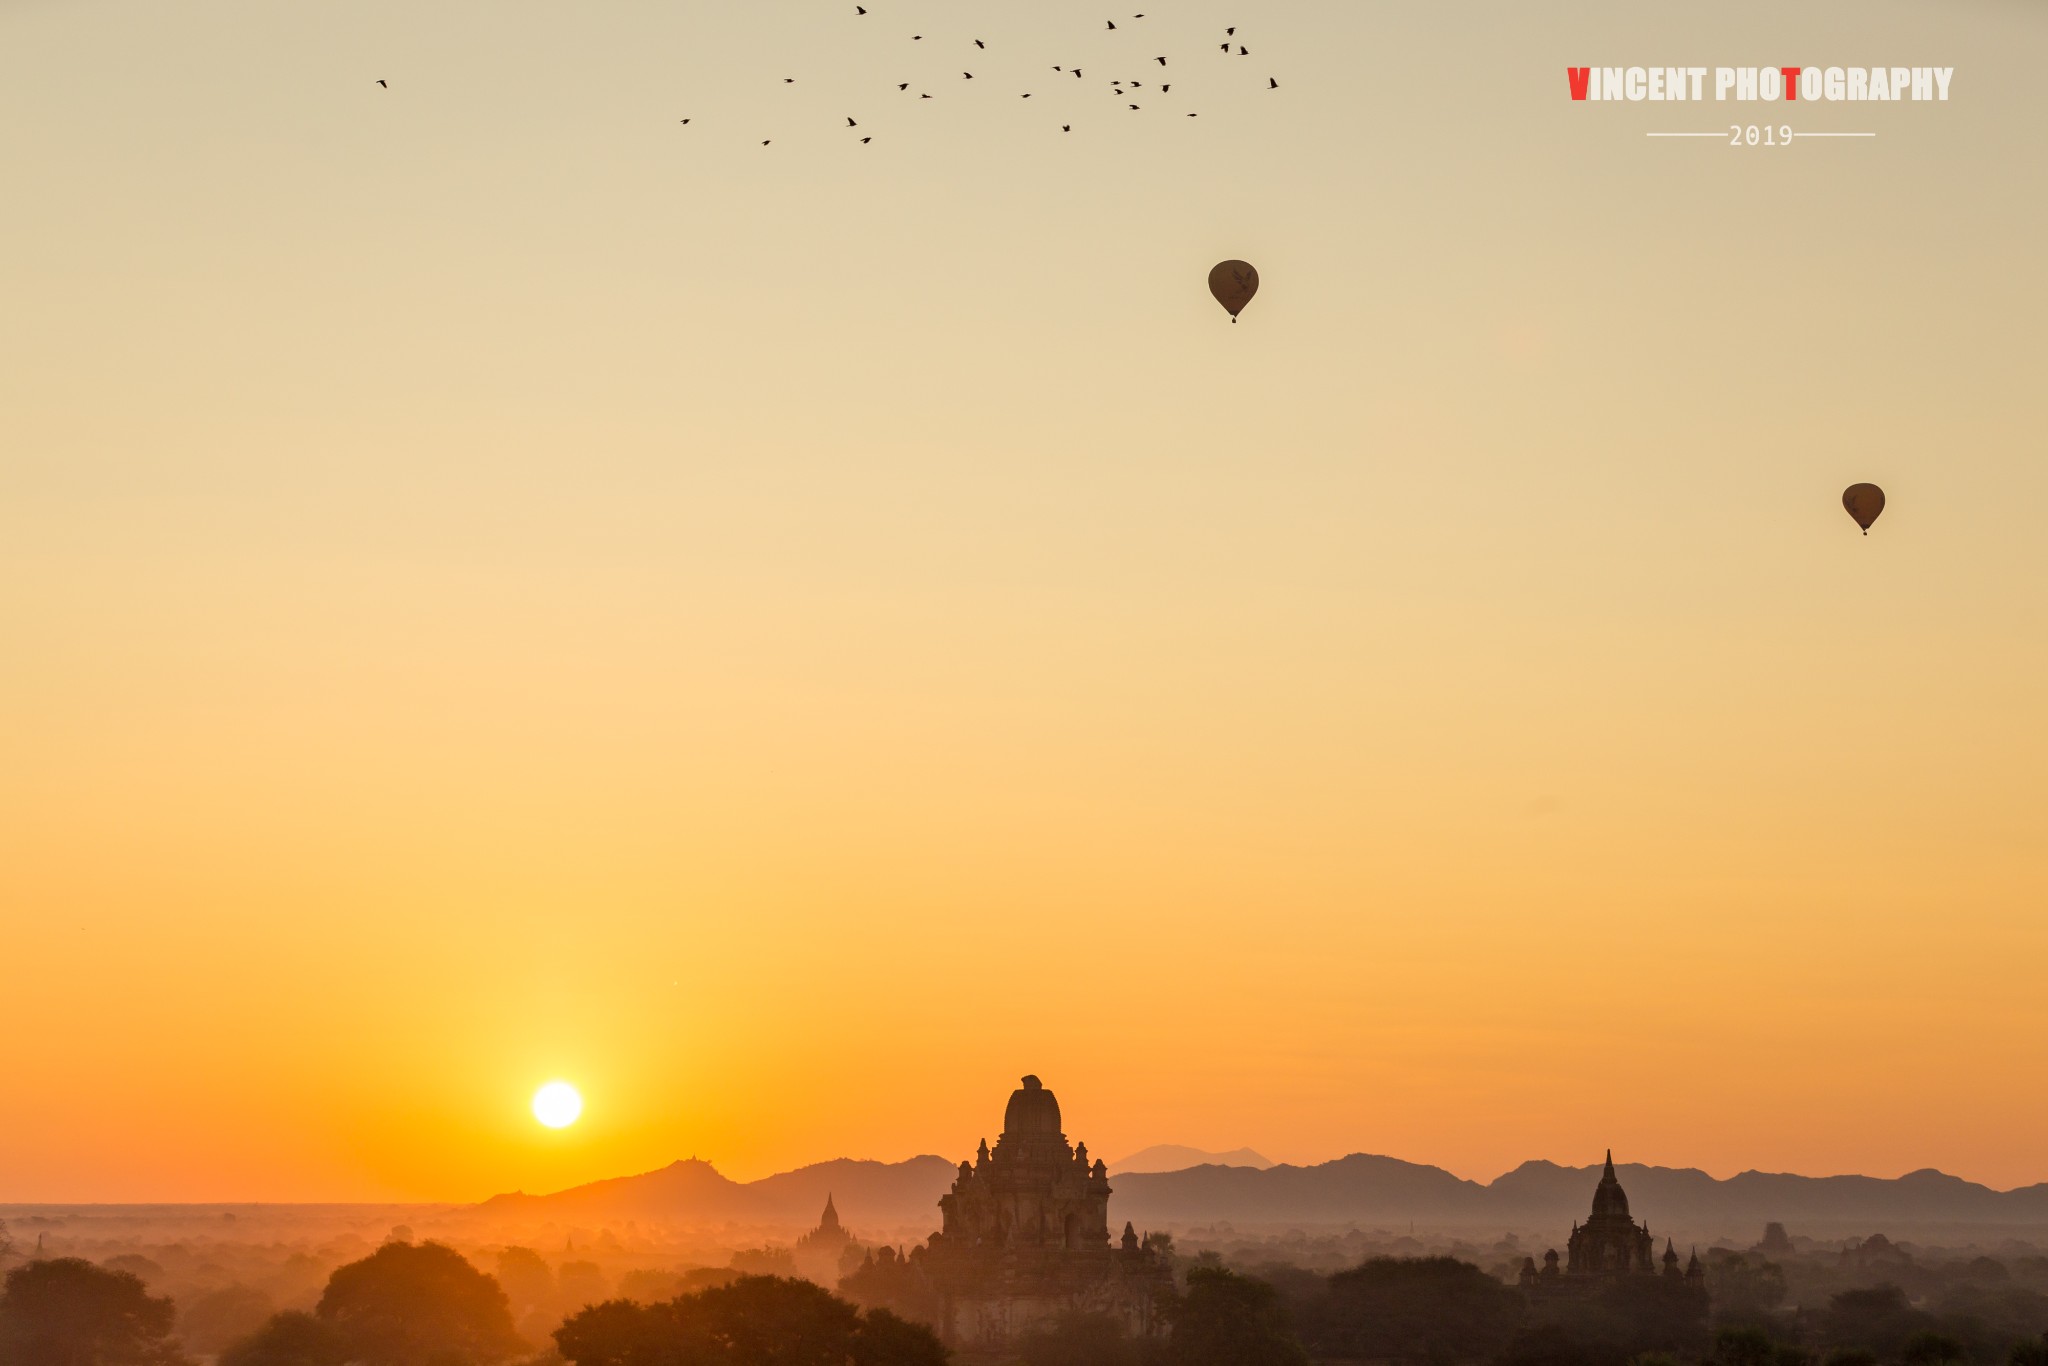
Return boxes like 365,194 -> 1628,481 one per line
472,1154 -> 2048,1234
1110,1145 -> 1273,1174
477,1156 -> 958,1227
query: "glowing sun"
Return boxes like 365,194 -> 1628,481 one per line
531,1081 -> 583,1129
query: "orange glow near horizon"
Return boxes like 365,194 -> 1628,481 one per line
3,0 -> 2047,1205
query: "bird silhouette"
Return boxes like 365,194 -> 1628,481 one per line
898,82 -> 909,90
762,139 -> 772,145
679,118 -> 691,124
856,4 -> 865,11
847,117 -> 857,126
962,71 -> 973,78
375,79 -> 387,87
1062,124 -> 1071,131
1161,83 -> 1170,91
1073,68 -> 1083,77
1239,46 -> 1248,55
784,77 -> 795,83
861,136 -> 872,142
1226,26 -> 1235,35
1268,76 -> 1278,87
1155,56 -> 1167,65
920,92 -> 931,98
1129,103 -> 1139,109
974,38 -> 984,48
1219,42 -> 1229,51
1021,92 -> 1031,98
1105,19 -> 1116,29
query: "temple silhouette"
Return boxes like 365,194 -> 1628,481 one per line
919,1075 -> 1174,1354
1520,1151 -> 1706,1295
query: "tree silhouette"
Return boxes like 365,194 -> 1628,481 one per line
1020,1310 -> 1156,1366
1901,1332 -> 1967,1366
1316,1256 -> 1524,1365
554,1274 -> 945,1366
217,1311 -> 347,1366
0,1258 -> 188,1366
1165,1266 -> 1307,1366
314,1242 -> 523,1366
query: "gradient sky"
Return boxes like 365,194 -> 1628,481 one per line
3,0 -> 2046,1204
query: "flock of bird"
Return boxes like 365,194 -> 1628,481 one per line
373,8 -> 1281,147
369,20 -> 1890,536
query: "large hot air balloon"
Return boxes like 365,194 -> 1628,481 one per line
1842,483 -> 1886,535
1208,260 -> 1258,322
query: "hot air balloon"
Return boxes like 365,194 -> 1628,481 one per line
1208,260 -> 1258,322
1842,483 -> 1885,535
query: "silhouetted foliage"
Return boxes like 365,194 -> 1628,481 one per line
1018,1311 -> 1157,1366
0,1257 -> 189,1366
314,1241 -> 524,1365
496,1248 -> 556,1314
179,1285 -> 278,1356
1315,1256 -> 1524,1365
217,1311 -> 348,1366
838,1249 -> 940,1328
2010,1335 -> 2048,1366
1708,1253 -> 1790,1327
1164,1266 -> 1306,1366
1900,1331 -> 1967,1365
553,1274 -> 944,1366
1821,1284 -> 1935,1361
1498,1321 -> 1628,1366
1711,1326 -> 1777,1366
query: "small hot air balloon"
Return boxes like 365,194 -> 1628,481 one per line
1842,483 -> 1886,535
1208,259 -> 1258,323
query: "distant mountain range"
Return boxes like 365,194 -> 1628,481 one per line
1110,1146 -> 1274,1175
472,1153 -> 2048,1236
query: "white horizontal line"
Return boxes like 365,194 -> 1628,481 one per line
1793,131 -> 1876,137
1645,132 -> 1724,138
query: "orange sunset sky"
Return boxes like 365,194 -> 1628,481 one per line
3,0 -> 2046,1204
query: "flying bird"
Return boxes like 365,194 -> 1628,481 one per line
1106,20 -> 1116,29
862,136 -> 872,143
1239,46 -> 1248,55
784,77 -> 795,83
1226,26 -> 1235,35
1155,56 -> 1167,65
963,71 -> 973,78
762,139 -> 772,145
974,38 -> 984,48
679,118 -> 691,124
1062,124 -> 1071,131
921,92 -> 932,98
1268,76 -> 1278,88
1219,42 -> 1229,51
1129,103 -> 1139,109
1161,83 -> 1171,91
375,79 -> 387,87
1073,68 -> 1083,77
856,5 -> 865,11
847,117 -> 857,126
899,82 -> 909,90
1021,92 -> 1032,98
